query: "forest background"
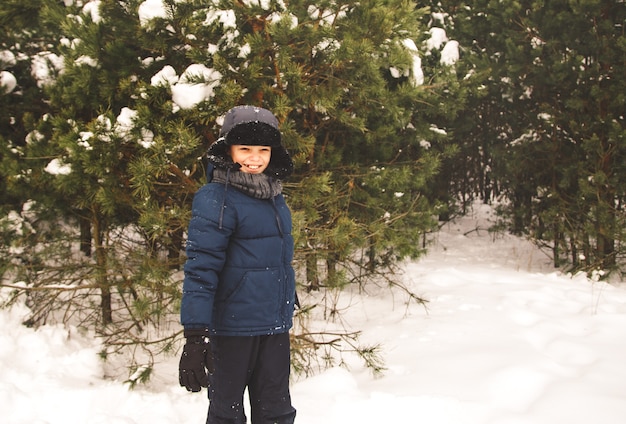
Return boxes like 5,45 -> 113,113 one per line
1,0 -> 625,381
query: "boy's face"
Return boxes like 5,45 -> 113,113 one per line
229,144 -> 271,174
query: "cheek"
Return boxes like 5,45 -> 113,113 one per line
229,151 -> 244,163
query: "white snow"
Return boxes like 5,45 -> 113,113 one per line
151,65 -> 179,87
115,107 -> 138,134
170,65 -> 222,110
149,64 -> 222,110
2,2 -> 623,422
204,8 -> 237,29
0,70 -> 17,93
0,50 -> 17,94
31,52 -> 65,88
401,38 -> 424,86
44,158 -> 72,175
171,81 -> 218,110
74,55 -> 98,67
2,202 -> 626,423
0,49 -> 17,66
425,27 -> 460,66
138,0 -> 170,26
395,27 -> 459,86
82,0 -> 102,23
427,27 -> 449,50
113,107 -> 154,148
441,40 -> 460,66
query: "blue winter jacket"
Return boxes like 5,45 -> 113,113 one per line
180,174 -> 296,336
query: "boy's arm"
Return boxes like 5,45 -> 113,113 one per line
180,186 -> 234,329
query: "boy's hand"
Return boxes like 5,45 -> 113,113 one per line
178,331 -> 213,392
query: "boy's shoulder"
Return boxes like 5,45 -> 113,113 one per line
192,182 -> 226,205
198,181 -> 225,193
194,181 -> 255,203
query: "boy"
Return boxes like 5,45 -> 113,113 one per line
179,105 -> 297,424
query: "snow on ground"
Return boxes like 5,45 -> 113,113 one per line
2,202 -> 626,423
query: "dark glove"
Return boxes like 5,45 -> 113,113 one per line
179,329 -> 214,392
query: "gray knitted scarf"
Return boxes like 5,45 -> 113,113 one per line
212,168 -> 282,199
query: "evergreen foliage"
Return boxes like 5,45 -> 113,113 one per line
4,0 -> 625,382
5,0 -> 625,382
435,0 -> 626,274
1,0 -> 448,379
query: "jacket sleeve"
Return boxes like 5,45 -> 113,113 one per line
180,185 -> 235,329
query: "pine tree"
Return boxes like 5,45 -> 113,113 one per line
0,0 -> 200,366
1,0 -> 461,378
0,0 -> 56,210
441,0 -> 626,273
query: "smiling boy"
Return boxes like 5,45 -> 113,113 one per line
179,106 -> 297,424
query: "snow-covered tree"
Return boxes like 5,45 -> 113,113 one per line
438,0 -> 626,273
1,0 -> 463,377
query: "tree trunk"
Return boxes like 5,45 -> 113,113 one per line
92,210 -> 112,324
306,252 -> 319,291
326,253 -> 338,287
595,137 -> 616,269
552,223 -> 560,268
167,226 -> 184,270
79,214 -> 92,257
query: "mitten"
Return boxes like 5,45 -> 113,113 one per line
179,329 -> 214,392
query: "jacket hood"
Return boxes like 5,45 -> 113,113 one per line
207,105 -> 294,179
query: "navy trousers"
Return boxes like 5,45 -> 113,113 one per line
207,332 -> 296,424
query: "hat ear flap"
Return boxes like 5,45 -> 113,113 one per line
207,137 -> 228,158
266,146 -> 294,179
206,138 -> 239,170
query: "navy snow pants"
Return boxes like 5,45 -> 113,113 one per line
206,332 -> 296,424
